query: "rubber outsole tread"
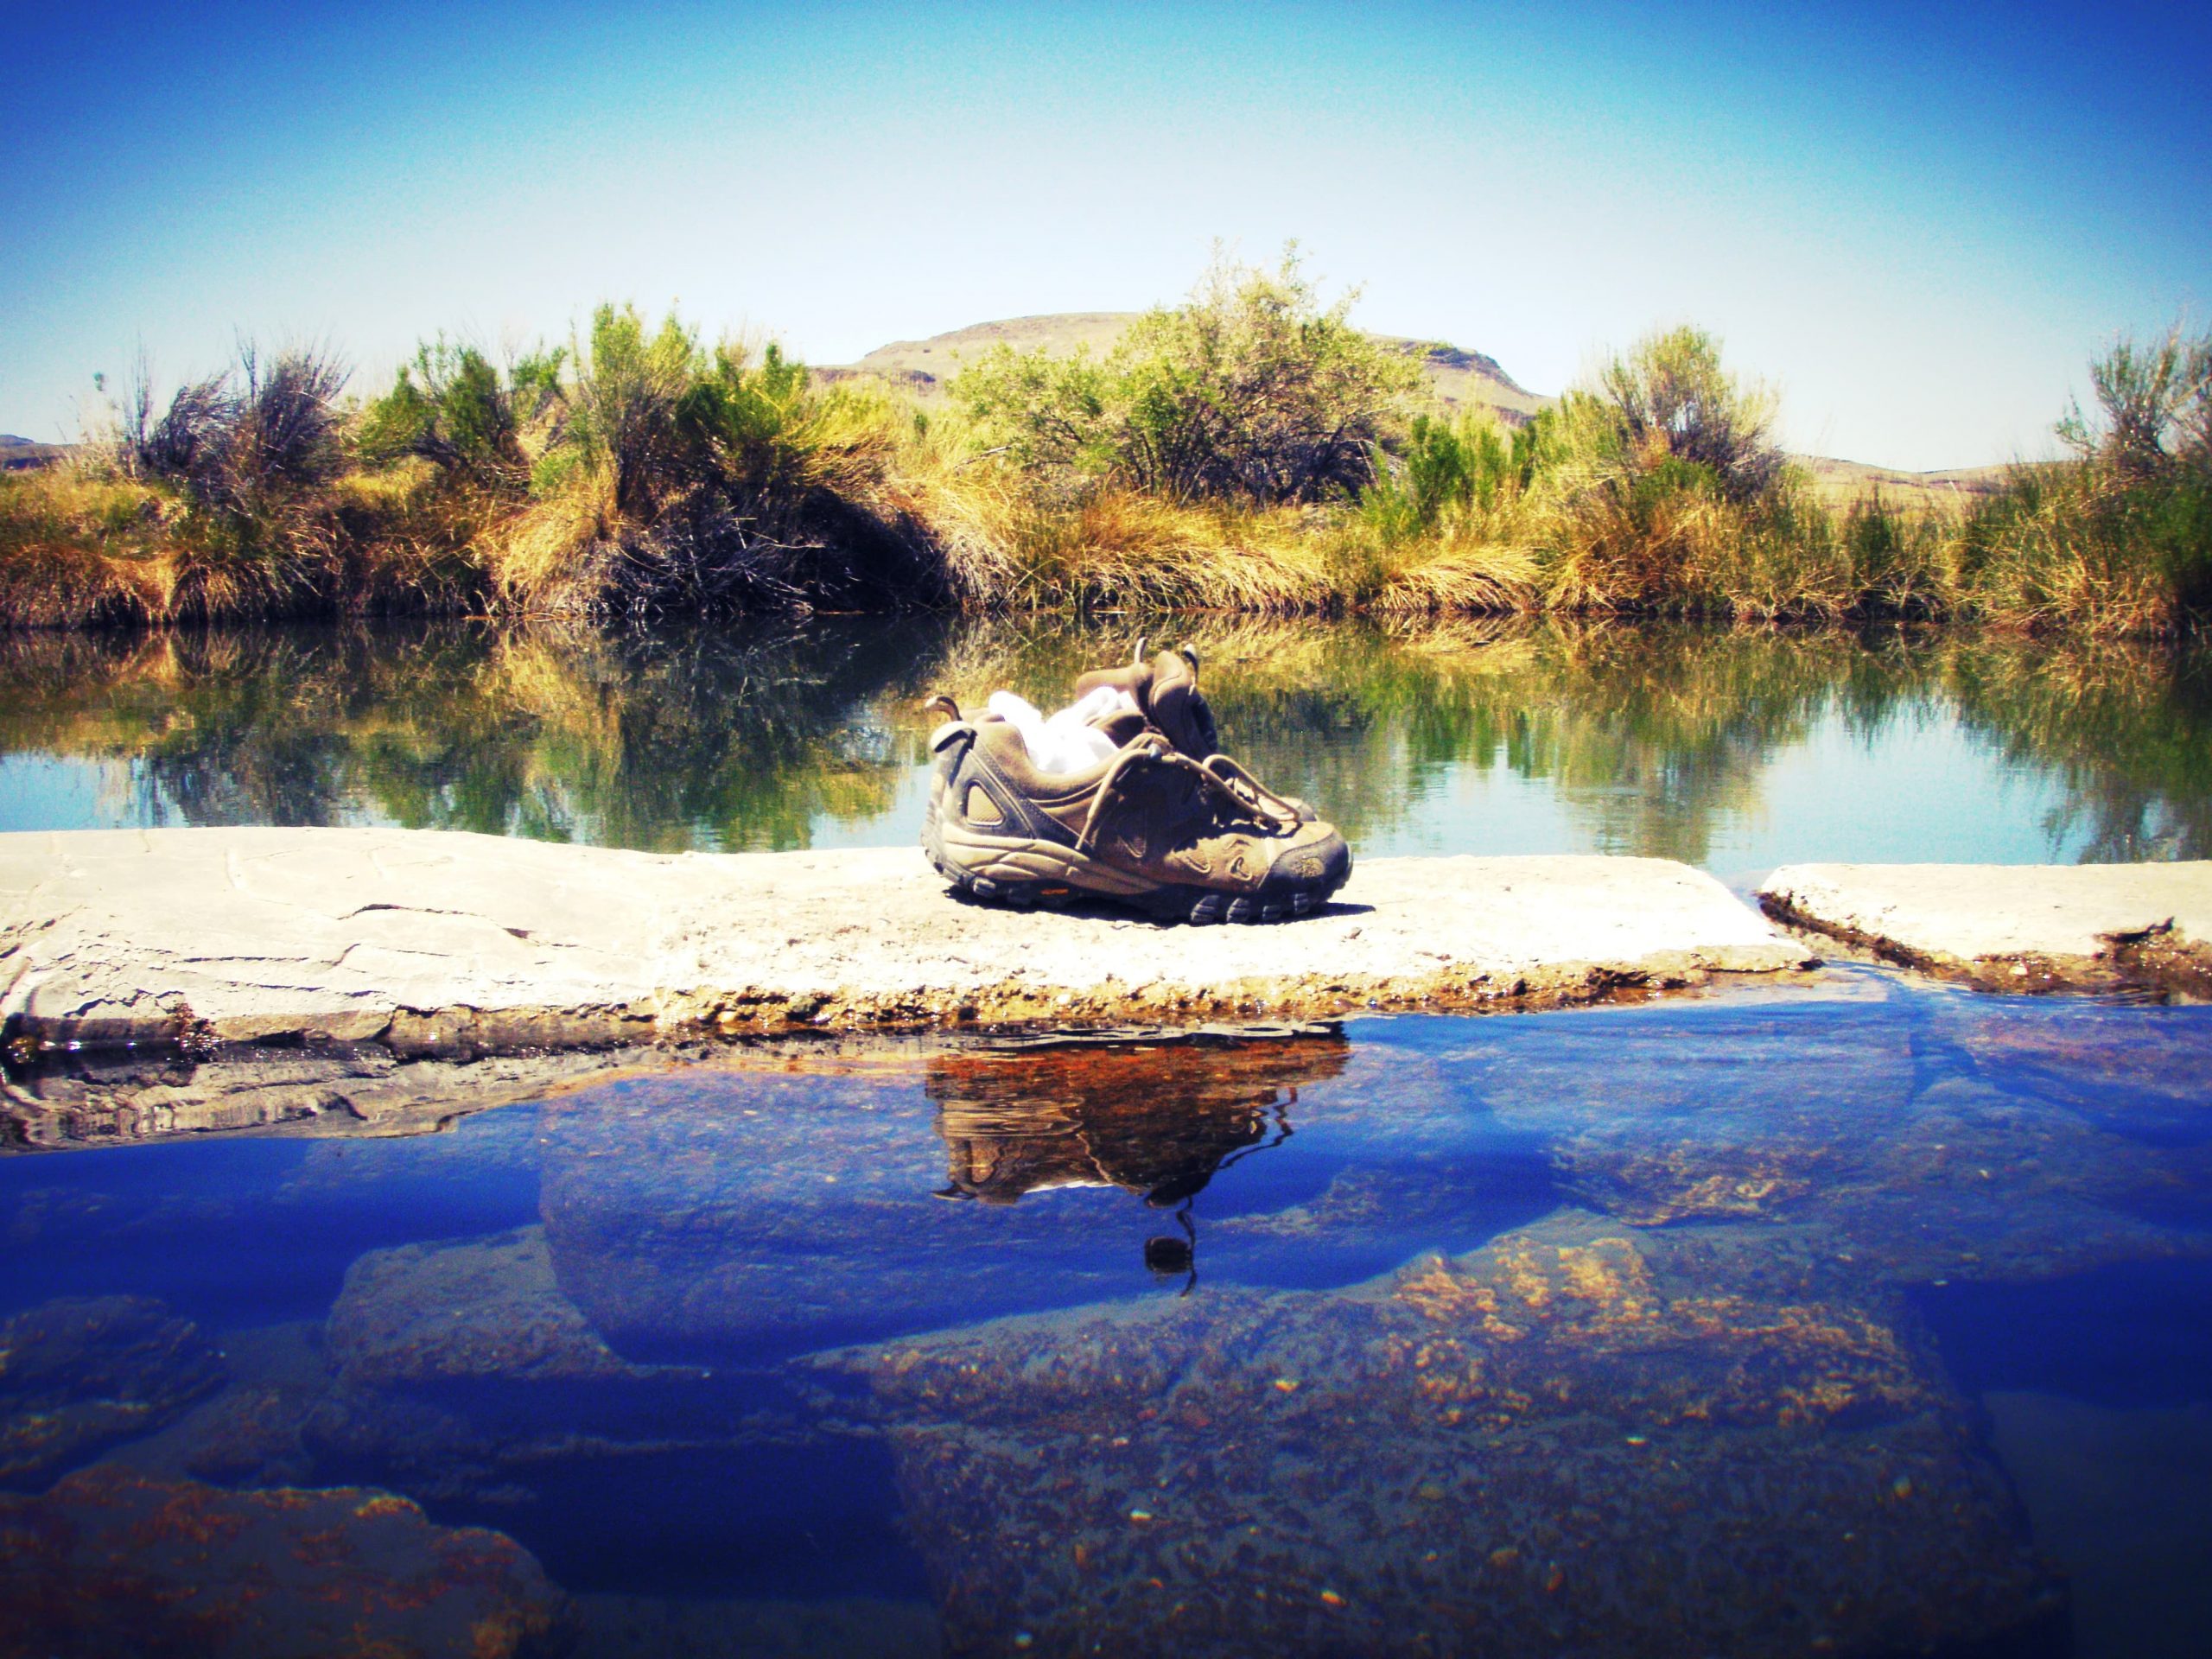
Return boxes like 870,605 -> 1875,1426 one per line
929,838 -> 1351,925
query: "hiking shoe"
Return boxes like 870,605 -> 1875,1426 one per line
1073,643 -> 1316,823
921,702 -> 1351,924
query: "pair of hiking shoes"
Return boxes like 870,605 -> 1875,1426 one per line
922,645 -> 1351,925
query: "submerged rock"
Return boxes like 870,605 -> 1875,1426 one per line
823,1210 -> 2061,1657
325,1226 -> 637,1387
0,1295 -> 224,1491
1447,996 -> 2212,1284
0,1465 -> 561,1658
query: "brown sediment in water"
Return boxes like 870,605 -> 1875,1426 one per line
10,990 -> 2208,1650
817,1208 -> 2066,1656
0,1464 -> 562,1658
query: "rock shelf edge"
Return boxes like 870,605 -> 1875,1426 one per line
3,828 -> 1806,1058
1759,861 -> 2212,997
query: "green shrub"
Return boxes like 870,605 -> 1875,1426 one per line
1359,410 -> 1531,543
957,247 -> 1423,505
481,305 -> 917,618
1960,322 -> 2212,632
1586,326 -> 1783,504
359,340 -> 551,482
2057,322 -> 2212,480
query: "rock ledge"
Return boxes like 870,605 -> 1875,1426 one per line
1759,861 -> 2212,995
3,829 -> 1807,1057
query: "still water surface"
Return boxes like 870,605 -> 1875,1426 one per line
5,991 -> 2211,1654
2,616 -> 2206,880
3,617 -> 2210,1656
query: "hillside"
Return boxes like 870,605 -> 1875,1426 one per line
1795,454 -> 2006,508
823,311 -> 1548,423
0,434 -> 69,470
822,314 -> 1996,507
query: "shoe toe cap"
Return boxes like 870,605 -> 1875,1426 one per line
1262,824 -> 1351,896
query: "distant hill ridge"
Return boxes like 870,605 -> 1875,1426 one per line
823,312 -> 2000,505
826,311 -> 1546,422
1,434 -> 71,470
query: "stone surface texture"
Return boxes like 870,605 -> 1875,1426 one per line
0,1465 -> 561,1659
0,1297 -> 224,1490
3,827 -> 1808,1051
1761,861 -> 2212,992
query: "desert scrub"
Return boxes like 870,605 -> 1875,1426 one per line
0,467 -> 185,626
956,247 -> 1423,505
1958,321 -> 2212,633
5,276 -> 2208,635
1513,327 -> 1790,613
480,305 -> 930,619
2,342 -> 372,626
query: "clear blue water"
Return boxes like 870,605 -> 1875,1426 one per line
5,982 -> 2211,1655
3,616 -> 2211,1656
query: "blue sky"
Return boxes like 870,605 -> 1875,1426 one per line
3,1 -> 2205,468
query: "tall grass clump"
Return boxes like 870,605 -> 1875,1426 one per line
1520,326 -> 1796,613
1961,321 -> 2212,633
958,246 -> 1421,505
931,246 -> 1426,610
0,342 -> 373,626
1349,410 -> 1541,613
486,305 -> 925,619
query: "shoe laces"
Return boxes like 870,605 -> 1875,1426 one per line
1074,739 -> 1294,852
1198,753 -> 1302,823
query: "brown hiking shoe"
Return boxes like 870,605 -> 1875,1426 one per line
1073,643 -> 1316,823
922,703 -> 1351,924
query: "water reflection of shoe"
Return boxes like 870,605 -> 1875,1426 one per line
922,698 -> 1351,925
1073,641 -> 1317,823
925,1036 -> 1348,1205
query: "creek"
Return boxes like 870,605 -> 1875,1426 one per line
2,615 -> 2209,1657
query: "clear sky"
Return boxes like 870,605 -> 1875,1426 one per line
3,1 -> 2205,469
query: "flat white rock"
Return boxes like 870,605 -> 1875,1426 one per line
1760,861 -> 2212,964
1,827 -> 1808,1046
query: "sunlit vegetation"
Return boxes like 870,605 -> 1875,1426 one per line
3,254 -> 2207,635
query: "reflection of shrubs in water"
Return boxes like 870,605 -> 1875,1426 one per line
2,615 -> 2206,861
0,617 -> 953,847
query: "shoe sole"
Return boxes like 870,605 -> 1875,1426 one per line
925,811 -> 1349,925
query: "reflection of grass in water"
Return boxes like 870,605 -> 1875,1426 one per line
0,620 -> 943,850
1945,638 -> 2212,860
0,620 -> 2206,861
899,617 -> 1859,859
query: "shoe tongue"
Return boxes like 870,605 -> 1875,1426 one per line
1087,709 -> 1148,749
1145,649 -> 1221,759
1071,663 -> 1150,706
